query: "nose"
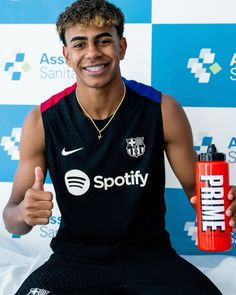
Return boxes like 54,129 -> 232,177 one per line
85,43 -> 102,59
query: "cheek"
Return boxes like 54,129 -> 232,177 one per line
67,53 -> 81,67
111,48 -> 124,61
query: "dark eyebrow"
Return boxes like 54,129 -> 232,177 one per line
70,36 -> 87,43
95,32 -> 113,39
70,32 -> 113,44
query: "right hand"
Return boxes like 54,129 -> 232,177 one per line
21,166 -> 53,226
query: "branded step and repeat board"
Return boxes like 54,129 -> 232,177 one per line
0,0 -> 236,254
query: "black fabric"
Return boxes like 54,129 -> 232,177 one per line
16,247 -> 222,294
41,79 -> 170,259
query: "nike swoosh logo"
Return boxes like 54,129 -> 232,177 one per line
62,147 -> 84,156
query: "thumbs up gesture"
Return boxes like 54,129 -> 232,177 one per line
32,166 -> 45,192
22,167 -> 53,226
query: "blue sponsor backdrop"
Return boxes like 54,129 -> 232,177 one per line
152,24 -> 236,107
0,105 -> 51,183
0,105 -> 32,182
0,0 -> 151,24
1,0 -> 236,255
165,189 -> 197,255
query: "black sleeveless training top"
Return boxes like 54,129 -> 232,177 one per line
41,78 -> 171,258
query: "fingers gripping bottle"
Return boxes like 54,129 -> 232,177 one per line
196,144 -> 232,251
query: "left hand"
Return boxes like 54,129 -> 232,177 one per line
190,185 -> 236,230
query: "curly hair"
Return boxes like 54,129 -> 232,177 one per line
56,0 -> 125,45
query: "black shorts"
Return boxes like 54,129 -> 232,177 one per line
15,247 -> 222,295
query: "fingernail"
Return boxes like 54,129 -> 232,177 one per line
228,193 -> 234,200
226,209 -> 232,217
229,219 -> 234,227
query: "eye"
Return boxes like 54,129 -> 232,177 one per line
96,39 -> 112,46
73,42 -> 86,49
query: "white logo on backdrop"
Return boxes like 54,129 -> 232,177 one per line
187,48 -> 222,83
184,221 -> 198,245
0,127 -> 21,160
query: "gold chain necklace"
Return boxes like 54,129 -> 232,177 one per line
77,82 -> 126,140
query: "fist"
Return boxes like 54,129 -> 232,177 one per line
22,166 -> 53,226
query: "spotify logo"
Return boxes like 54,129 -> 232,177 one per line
65,169 -> 149,196
64,169 -> 90,196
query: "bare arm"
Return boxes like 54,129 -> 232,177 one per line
161,94 -> 236,229
161,94 -> 197,202
3,106 -> 53,235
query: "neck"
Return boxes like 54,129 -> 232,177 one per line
76,79 -> 125,120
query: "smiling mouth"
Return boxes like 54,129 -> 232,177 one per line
83,63 -> 109,73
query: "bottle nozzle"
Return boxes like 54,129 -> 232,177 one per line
198,144 -> 225,161
207,144 -> 217,154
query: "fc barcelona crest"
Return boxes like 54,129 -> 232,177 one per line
126,137 -> 146,158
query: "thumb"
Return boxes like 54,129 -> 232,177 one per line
32,166 -> 44,191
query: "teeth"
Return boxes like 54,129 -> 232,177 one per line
85,65 -> 105,72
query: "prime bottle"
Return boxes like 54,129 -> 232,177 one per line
196,144 -> 232,252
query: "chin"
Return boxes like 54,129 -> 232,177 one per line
84,77 -> 114,89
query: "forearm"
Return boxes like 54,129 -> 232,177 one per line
3,203 -> 33,235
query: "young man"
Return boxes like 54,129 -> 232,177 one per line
3,1 -> 236,294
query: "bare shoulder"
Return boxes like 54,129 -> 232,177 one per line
161,94 -> 192,144
20,106 -> 45,159
161,94 -> 185,118
23,105 -> 42,127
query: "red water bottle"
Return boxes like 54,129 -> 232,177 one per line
196,144 -> 232,251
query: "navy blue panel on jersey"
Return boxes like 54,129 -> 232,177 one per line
123,78 -> 161,103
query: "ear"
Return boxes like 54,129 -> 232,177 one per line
119,37 -> 127,60
63,46 -> 72,67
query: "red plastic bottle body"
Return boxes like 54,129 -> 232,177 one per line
196,160 -> 232,251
